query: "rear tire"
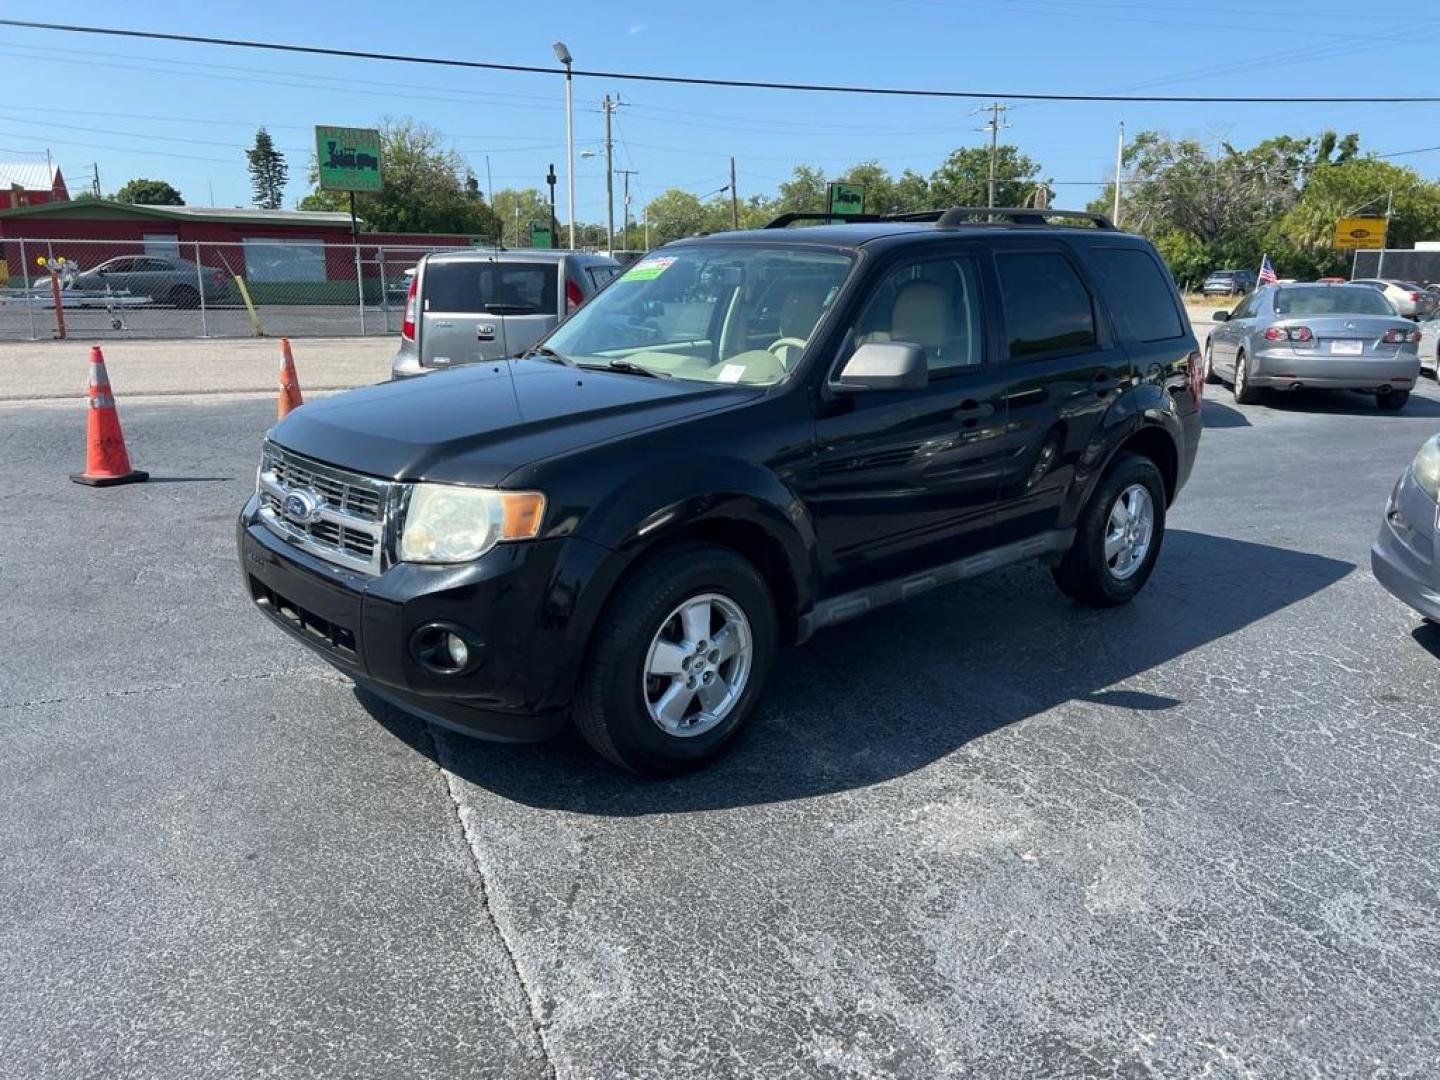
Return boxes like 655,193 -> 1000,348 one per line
1377,390 -> 1410,412
1233,349 -> 1261,404
1052,453 -> 1167,607
573,543 -> 778,775
1203,342 -> 1221,385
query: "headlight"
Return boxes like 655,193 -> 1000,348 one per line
1413,435 -> 1440,502
399,484 -> 546,563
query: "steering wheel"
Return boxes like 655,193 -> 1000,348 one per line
768,337 -> 808,361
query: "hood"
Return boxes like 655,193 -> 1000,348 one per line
271,359 -> 761,485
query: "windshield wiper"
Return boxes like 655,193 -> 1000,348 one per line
579,359 -> 671,379
522,344 -> 575,367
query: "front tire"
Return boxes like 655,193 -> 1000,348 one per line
1052,453 -> 1167,607
1233,349 -> 1261,404
1377,390 -> 1410,412
573,543 -> 778,775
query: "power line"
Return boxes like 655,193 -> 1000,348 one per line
6,19 -> 1440,103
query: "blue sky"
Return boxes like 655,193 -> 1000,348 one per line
2,0 -> 1437,222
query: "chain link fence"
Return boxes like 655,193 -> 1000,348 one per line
0,237 -> 480,341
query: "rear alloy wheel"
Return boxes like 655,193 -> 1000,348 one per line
573,543 -> 777,775
1052,453 -> 1167,607
1233,349 -> 1261,404
1203,342 -> 1221,385
1377,390 -> 1411,412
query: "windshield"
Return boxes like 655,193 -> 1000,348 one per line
543,244 -> 854,385
1274,287 -> 1396,317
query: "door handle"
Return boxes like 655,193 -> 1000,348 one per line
954,400 -> 995,425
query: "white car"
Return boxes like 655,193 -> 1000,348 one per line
1417,311 -> 1440,378
1351,279 -> 1439,320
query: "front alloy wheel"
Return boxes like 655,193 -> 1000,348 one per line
643,593 -> 753,737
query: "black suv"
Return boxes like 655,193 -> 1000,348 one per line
238,208 -> 1203,774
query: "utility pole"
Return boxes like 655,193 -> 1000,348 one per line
971,103 -> 1010,208
730,156 -> 740,230
1112,121 -> 1124,227
615,168 -> 639,249
1378,188 -> 1395,278
602,94 -> 617,255
643,203 -> 650,251
546,163 -> 559,241
485,154 -> 494,207
90,163 -> 100,198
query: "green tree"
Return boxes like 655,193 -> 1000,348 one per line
246,127 -> 289,210
643,189 -> 710,246
299,118 -> 501,237
776,165 -> 829,212
928,146 -> 1040,208
112,178 -> 183,205
491,188 -> 552,246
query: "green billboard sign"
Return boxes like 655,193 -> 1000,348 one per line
828,182 -> 865,217
315,126 -> 383,193
529,221 -> 554,249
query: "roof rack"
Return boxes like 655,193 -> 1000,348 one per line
763,206 -> 1116,231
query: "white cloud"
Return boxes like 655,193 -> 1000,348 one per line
628,21 -> 646,34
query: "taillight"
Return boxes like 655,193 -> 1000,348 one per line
1408,329 -> 1422,344
565,279 -> 584,314
1186,349 -> 1203,412
401,273 -> 418,341
1411,292 -> 1424,302
1382,328 -> 1420,344
1287,326 -> 1313,342
1263,327 -> 1286,341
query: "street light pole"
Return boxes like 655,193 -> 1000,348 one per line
553,41 -> 576,250
1112,121 -> 1124,227
602,94 -> 618,255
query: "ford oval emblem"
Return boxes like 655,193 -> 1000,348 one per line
281,488 -> 323,525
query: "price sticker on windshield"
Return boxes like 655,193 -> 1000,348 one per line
624,256 -> 676,281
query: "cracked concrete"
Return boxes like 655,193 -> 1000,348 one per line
3,382 -> 1440,1077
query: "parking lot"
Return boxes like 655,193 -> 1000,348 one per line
0,302 -> 402,342
3,370 -> 1439,1077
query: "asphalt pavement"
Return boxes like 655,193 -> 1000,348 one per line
2,376 -> 1438,1078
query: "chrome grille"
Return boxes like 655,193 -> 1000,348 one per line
256,443 -> 394,575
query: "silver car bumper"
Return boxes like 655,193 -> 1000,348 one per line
1250,348 -> 1420,391
390,349 -> 427,380
1372,470 -> 1440,623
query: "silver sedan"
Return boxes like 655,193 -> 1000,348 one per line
1415,311 -> 1440,379
1204,284 -> 1421,411
1373,432 -> 1440,625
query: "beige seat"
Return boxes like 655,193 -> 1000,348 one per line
864,279 -> 975,369
769,285 -> 829,369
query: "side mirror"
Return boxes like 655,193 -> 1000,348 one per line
1212,310 -> 1231,322
832,342 -> 928,393
641,299 -> 666,317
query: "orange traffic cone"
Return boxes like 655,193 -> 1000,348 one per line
277,337 -> 304,419
71,345 -> 148,487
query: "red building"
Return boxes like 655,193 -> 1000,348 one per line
0,162 -> 68,210
0,199 -> 479,293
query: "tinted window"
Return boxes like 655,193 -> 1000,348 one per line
1090,248 -> 1183,342
997,252 -> 1097,359
1274,287 -> 1395,317
1229,293 -> 1261,319
423,261 -> 557,314
587,266 -> 618,288
852,255 -> 985,373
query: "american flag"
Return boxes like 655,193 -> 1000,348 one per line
1258,254 -> 1278,286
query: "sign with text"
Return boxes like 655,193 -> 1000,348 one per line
315,126 -> 383,193
529,221 -> 554,249
1333,216 -> 1387,251
827,182 -> 865,217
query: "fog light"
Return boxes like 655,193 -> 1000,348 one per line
444,632 -> 469,669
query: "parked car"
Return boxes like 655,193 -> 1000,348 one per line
1202,269 -> 1257,297
390,249 -> 621,378
1372,432 -> 1440,625
70,254 -> 229,308
1204,283 -> 1420,410
1350,279 -> 1439,320
1417,310 -> 1440,379
384,267 -> 415,306
240,206 -> 1204,774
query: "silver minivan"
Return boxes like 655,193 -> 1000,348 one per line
391,249 -> 621,378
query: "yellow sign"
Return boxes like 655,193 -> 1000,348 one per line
1333,216 -> 1387,250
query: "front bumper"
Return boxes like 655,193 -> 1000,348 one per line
1249,348 -> 1419,391
1371,470 -> 1440,623
237,495 -> 612,741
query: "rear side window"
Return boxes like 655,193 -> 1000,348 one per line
423,262 -> 557,314
587,266 -> 618,288
1090,248 -> 1184,342
996,252 -> 1097,359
